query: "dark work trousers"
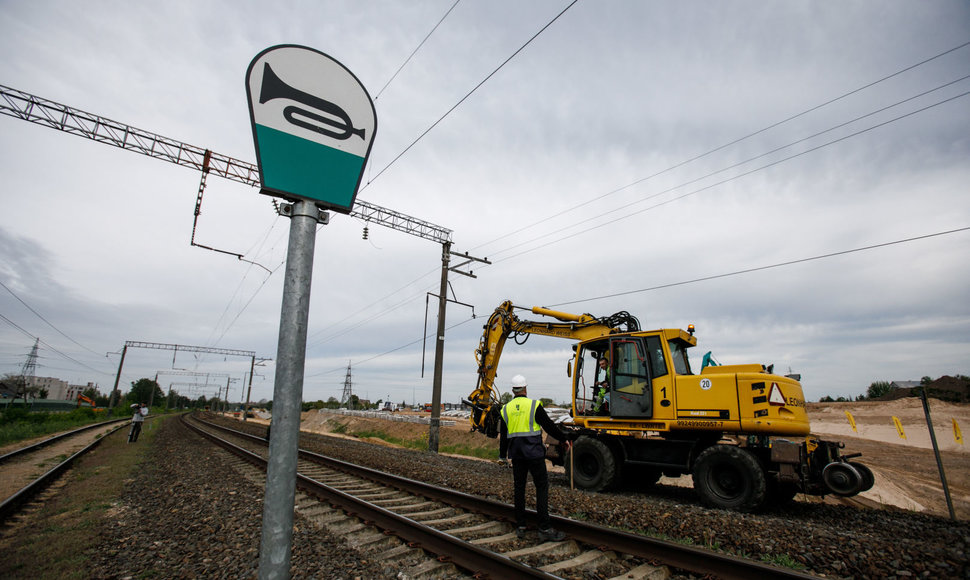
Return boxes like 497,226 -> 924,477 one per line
512,456 -> 550,529
128,421 -> 142,443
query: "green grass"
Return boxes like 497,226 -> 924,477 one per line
0,407 -> 113,446
0,417 -> 157,579
760,553 -> 806,570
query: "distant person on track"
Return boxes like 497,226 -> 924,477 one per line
128,403 -> 147,443
499,374 -> 572,542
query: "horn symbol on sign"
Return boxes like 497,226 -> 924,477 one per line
259,62 -> 365,141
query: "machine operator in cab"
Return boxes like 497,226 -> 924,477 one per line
499,374 -> 573,542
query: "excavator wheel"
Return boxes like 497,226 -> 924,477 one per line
566,436 -> 620,492
692,445 -> 767,512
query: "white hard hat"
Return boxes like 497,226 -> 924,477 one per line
510,374 -> 528,390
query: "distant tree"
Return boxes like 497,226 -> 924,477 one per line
864,381 -> 893,400
921,376 -> 934,385
500,392 -> 514,405
836,396 -> 849,402
539,397 -> 554,407
819,395 -> 835,403
127,378 -> 164,406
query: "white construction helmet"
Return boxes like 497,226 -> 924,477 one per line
510,374 -> 528,391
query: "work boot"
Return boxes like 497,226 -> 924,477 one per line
516,526 -> 527,539
539,527 -> 566,542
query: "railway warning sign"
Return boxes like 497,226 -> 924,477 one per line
246,45 -> 377,213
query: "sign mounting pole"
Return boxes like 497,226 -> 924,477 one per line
246,45 -> 377,580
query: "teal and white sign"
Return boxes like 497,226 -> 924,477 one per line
246,45 -> 377,213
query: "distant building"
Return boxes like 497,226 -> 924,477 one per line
22,377 -> 97,400
26,376 -> 67,399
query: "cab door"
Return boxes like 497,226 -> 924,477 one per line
609,338 -> 653,418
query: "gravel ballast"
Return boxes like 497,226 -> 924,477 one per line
79,414 -> 970,578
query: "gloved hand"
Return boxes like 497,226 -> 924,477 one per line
497,458 -> 510,468
563,429 -> 580,441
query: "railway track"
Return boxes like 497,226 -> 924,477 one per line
0,418 -> 127,522
186,414 -> 815,579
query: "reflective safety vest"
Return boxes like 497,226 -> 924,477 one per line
502,396 -> 542,438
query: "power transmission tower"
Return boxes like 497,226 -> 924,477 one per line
17,338 -> 40,403
340,361 -> 353,408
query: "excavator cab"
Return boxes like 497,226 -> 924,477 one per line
575,337 -> 655,419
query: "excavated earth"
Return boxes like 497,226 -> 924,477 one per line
11,398 -> 969,579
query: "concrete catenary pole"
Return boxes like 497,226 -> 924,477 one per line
428,242 -> 451,452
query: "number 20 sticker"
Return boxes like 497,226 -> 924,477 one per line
700,378 -> 712,390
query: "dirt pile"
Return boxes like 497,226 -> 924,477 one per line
290,402 -> 970,520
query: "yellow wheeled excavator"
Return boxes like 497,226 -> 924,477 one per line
465,300 -> 873,512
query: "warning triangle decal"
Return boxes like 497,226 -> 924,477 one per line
768,383 -> 786,406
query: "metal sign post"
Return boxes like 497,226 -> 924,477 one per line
259,200 -> 325,578
247,45 -> 376,580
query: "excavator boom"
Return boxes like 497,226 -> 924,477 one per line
465,300 -> 638,436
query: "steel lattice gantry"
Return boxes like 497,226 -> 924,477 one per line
0,84 -> 453,245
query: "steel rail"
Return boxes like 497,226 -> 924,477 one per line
194,415 -> 817,580
0,422 -> 128,522
183,415 -> 556,579
0,418 -> 127,466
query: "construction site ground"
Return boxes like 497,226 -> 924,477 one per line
244,397 -> 970,520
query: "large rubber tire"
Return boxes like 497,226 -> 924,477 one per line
692,445 -> 767,512
566,436 -> 620,491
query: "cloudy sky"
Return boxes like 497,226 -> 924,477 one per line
1,1 -> 968,409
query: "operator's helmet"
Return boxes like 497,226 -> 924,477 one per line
510,374 -> 528,392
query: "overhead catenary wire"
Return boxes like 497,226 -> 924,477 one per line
361,0 -> 580,190
0,279 -> 104,357
304,314 -> 478,380
491,88 -> 970,263
374,0 -> 463,101
469,39 -> 970,254
264,38 -> 970,384
300,79 -> 970,372
548,226 -> 970,309
0,312 -> 115,378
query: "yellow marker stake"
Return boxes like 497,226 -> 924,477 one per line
954,418 -> 963,445
844,411 -> 857,433
892,416 -> 906,439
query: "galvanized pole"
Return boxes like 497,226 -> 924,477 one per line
919,387 -> 956,520
428,242 -> 451,453
258,200 -> 322,580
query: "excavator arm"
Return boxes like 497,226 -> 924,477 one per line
464,300 -> 640,437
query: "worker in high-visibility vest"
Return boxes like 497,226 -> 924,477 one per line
499,374 -> 574,542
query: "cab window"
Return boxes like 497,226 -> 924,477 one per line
612,340 -> 648,390
644,336 -> 667,378
667,339 -> 693,375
